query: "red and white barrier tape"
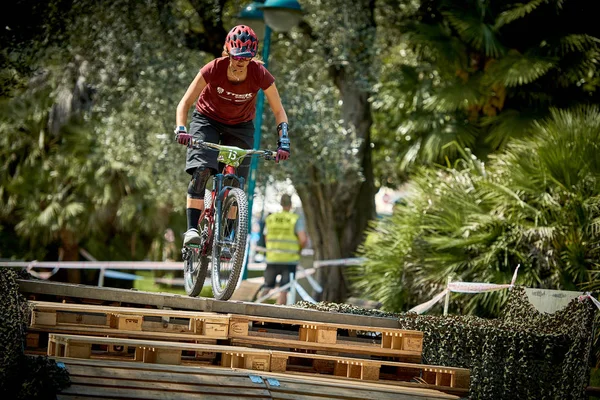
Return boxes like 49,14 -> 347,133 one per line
409,288 -> 450,314
409,265 -> 520,314
578,293 -> 600,310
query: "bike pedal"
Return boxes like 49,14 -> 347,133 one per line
181,248 -> 190,261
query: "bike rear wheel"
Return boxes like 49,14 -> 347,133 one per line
211,187 -> 248,300
183,190 -> 212,297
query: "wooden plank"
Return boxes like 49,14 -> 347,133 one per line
267,379 -> 398,400
229,314 -> 423,359
32,310 -> 57,325
59,385 -> 269,399
30,300 -> 222,319
48,334 -> 467,391
19,279 -> 403,329
229,280 -> 263,301
58,396 -> 119,400
65,364 -> 264,389
48,334 -> 270,369
55,357 -> 461,399
109,314 -> 143,331
29,301 -> 229,339
61,360 -> 454,400
48,334 -> 267,355
231,336 -> 422,361
229,314 -> 422,339
57,311 -> 107,326
268,350 -> 468,389
68,376 -> 271,397
53,356 -> 262,377
26,332 -> 40,348
269,372 -> 460,399
28,323 -> 221,342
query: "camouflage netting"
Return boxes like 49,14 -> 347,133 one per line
0,269 -> 70,399
296,287 -> 596,400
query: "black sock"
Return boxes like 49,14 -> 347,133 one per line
187,208 -> 201,230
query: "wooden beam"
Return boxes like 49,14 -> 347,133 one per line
19,279 -> 402,329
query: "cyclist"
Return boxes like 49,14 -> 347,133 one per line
174,25 -> 291,246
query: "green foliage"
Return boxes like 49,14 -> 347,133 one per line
0,0 -> 208,263
262,30 -> 361,187
372,0 -> 600,184
258,0 -> 379,189
0,269 -> 71,399
354,106 -> 600,315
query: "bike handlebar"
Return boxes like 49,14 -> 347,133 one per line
188,139 -> 276,161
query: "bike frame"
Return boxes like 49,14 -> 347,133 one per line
181,139 -> 274,299
199,164 -> 246,257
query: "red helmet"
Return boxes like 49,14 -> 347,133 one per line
225,25 -> 258,58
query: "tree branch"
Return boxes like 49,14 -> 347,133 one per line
185,0 -> 229,57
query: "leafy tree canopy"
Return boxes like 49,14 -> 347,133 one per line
354,105 -> 600,316
371,0 -> 600,186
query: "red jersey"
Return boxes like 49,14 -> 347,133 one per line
195,57 -> 275,125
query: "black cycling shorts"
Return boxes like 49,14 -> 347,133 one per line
185,110 -> 254,178
263,263 -> 297,290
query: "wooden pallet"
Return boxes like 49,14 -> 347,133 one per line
28,300 -> 230,345
54,357 -> 460,399
229,314 -> 423,362
48,333 -> 272,368
46,334 -> 468,393
268,351 -> 469,390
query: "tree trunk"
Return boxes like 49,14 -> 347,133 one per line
297,73 -> 376,303
296,1 -> 377,303
59,229 -> 81,284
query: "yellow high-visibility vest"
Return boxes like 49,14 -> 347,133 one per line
265,211 -> 300,264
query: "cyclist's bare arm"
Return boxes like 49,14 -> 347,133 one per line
176,71 -> 207,127
264,83 -> 288,136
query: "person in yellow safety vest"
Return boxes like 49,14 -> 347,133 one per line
261,194 -> 308,305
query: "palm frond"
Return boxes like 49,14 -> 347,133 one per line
486,51 -> 555,87
63,202 -> 85,219
495,0 -> 548,29
443,11 -> 505,58
554,48 -> 600,87
403,22 -> 468,71
557,34 -> 600,55
37,202 -> 61,227
424,79 -> 482,112
482,109 -> 538,149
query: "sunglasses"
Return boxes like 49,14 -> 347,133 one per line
231,55 -> 252,62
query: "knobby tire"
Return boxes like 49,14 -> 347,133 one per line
183,190 -> 212,297
211,187 -> 248,300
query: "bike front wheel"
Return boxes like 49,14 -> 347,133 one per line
183,190 -> 212,297
211,187 -> 248,300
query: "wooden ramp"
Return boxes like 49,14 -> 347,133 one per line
20,280 -> 471,398
46,333 -> 469,394
55,357 -> 460,400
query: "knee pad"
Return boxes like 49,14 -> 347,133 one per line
187,167 -> 212,199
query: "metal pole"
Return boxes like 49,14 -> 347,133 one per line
443,275 -> 452,316
287,271 -> 297,305
242,24 -> 272,280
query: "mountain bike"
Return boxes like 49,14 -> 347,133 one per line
181,139 -> 275,300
